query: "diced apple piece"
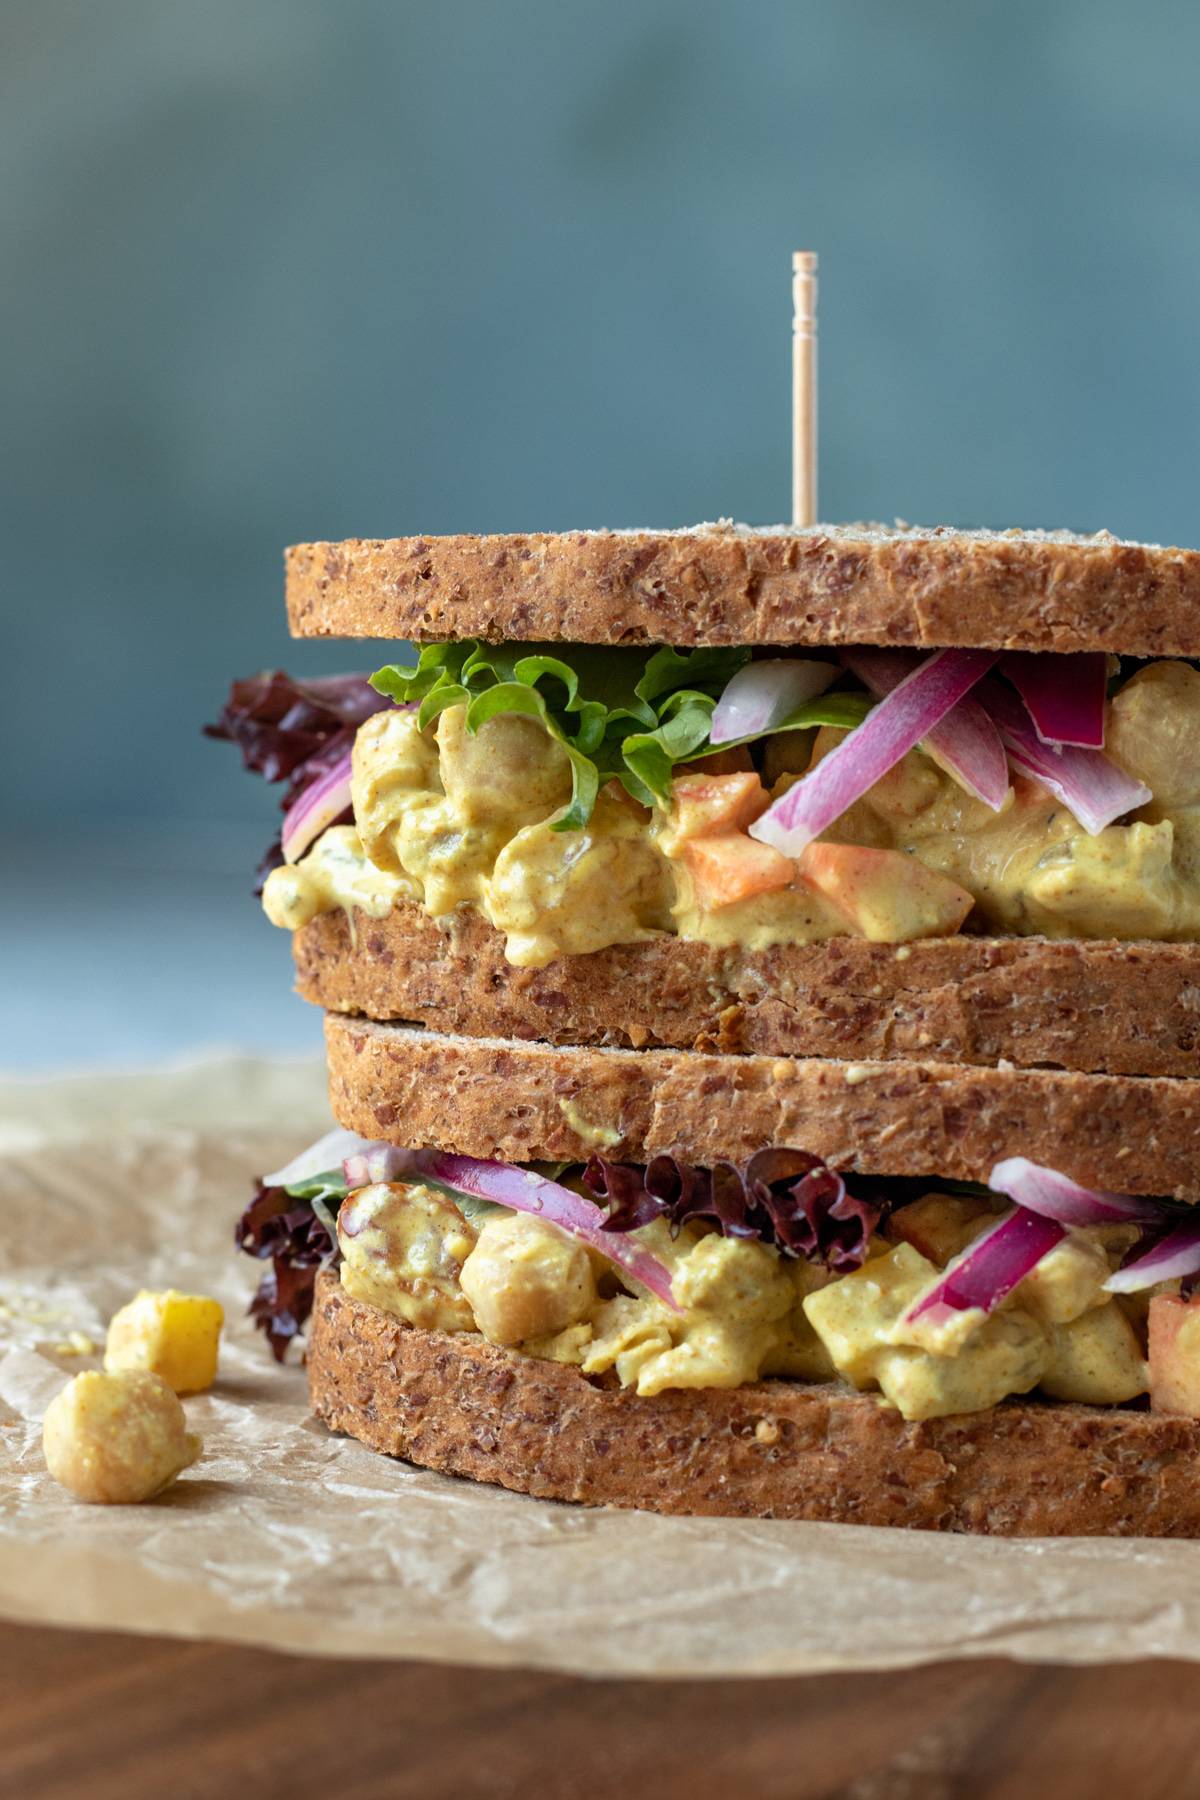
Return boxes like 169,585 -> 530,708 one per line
798,843 -> 974,942
682,833 -> 794,910
1148,1294 -> 1200,1417
670,772 -> 771,841
889,1192 -> 998,1267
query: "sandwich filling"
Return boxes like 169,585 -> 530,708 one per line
211,648 -> 1200,967
240,1140 -> 1200,1425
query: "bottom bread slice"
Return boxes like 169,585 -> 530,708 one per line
307,1272 -> 1200,1537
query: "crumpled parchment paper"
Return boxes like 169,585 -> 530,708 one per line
3,1054 -> 1200,1676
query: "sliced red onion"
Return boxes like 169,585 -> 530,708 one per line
709,658 -> 836,746
1001,651 -> 1108,749
977,678 -> 1151,835
903,1208 -> 1066,1331
281,749 -> 354,863
263,1127 -> 376,1189
1105,1218 -> 1200,1294
343,1144 -> 414,1188
839,648 -> 1008,810
342,1144 -> 681,1311
988,1157 -> 1162,1227
749,648 -> 999,856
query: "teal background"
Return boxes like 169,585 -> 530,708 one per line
5,0 -> 1200,1063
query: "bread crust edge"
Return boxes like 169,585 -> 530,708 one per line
323,1014 -> 1200,1200
285,526 -> 1200,655
294,902 -> 1200,1080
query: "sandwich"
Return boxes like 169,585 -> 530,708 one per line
209,520 -> 1200,1537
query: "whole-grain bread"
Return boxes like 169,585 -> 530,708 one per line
308,1273 -> 1200,1536
286,522 -> 1200,654
324,1015 -> 1200,1200
295,903 -> 1200,1080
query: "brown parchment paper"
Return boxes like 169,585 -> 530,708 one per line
3,1055 -> 1200,1677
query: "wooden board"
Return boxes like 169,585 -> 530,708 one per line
2,1623 -> 1200,1798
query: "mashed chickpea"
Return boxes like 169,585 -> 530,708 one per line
460,1214 -> 597,1346
42,1369 -> 202,1504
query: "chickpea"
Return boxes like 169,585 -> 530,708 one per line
42,1370 -> 202,1505
459,1214 -> 596,1347
861,749 -> 943,822
338,1182 -> 478,1331
1108,661 -> 1200,810
437,706 -> 572,822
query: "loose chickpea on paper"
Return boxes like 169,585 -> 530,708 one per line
43,1370 -> 202,1505
104,1289 -> 224,1394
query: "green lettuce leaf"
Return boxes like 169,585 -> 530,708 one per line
370,642 -> 870,828
622,690 -> 873,805
281,1169 -> 349,1240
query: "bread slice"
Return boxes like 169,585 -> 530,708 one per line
285,522 -> 1200,654
307,1273 -> 1200,1535
295,903 -> 1200,1080
324,1015 -> 1200,1200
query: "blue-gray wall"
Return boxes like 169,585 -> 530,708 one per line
6,0 -> 1200,837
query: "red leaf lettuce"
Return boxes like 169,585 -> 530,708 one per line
205,671 -> 389,890
584,1149 -> 883,1272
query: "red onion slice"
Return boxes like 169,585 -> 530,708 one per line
839,648 -> 1009,810
988,1157 -> 1162,1227
263,1127 -> 376,1189
343,1144 -> 413,1188
977,678 -> 1151,835
342,1144 -> 681,1311
903,1208 -> 1066,1331
709,658 -> 836,745
281,750 -> 354,863
1105,1218 -> 1200,1294
749,648 -> 999,856
1001,651 -> 1109,749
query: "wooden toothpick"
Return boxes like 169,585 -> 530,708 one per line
792,251 -> 818,527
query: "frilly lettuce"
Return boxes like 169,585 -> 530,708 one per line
370,642 -> 870,829
205,671 -> 390,891
583,1150 -> 883,1270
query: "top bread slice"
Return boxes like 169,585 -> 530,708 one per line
286,521 -> 1200,654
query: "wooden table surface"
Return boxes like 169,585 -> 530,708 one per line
1,1624 -> 1196,1799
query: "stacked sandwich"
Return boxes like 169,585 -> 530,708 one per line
211,521 -> 1200,1536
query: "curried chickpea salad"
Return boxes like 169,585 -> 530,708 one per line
239,1141 -> 1200,1426
255,649 -> 1200,969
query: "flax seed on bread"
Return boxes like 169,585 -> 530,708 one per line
294,902 -> 1200,1080
285,522 -> 1200,654
308,1273 -> 1200,1536
323,1015 -> 1200,1200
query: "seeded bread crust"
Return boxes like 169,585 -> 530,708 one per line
285,523 -> 1200,654
323,1015 -> 1200,1200
307,1274 -> 1200,1536
294,903 -> 1200,1080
